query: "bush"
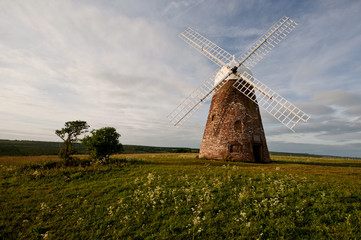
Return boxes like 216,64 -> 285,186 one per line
82,127 -> 123,160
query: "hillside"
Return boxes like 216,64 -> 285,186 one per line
0,140 -> 198,156
0,139 -> 358,159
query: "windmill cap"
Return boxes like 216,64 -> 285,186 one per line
214,64 -> 252,86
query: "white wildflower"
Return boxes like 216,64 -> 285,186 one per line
107,206 -> 114,216
41,231 -> 49,239
257,232 -> 264,240
147,173 -> 154,185
134,177 -> 139,184
193,216 -> 201,225
238,192 -> 245,201
40,202 -> 49,211
77,217 -> 83,224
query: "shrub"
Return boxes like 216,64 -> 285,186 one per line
82,127 -> 123,160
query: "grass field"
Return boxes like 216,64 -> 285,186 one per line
1,153 -> 361,239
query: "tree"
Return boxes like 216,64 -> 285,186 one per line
82,127 -> 123,160
55,120 -> 89,161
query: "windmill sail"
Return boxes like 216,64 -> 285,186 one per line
233,71 -> 310,130
179,27 -> 234,67
237,16 -> 297,70
168,69 -> 231,126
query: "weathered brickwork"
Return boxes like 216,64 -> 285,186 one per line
199,79 -> 271,163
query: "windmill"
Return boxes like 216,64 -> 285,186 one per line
168,16 -> 310,163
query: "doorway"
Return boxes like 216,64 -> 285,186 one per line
252,144 -> 262,163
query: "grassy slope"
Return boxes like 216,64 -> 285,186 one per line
0,140 -> 198,156
1,153 -> 361,239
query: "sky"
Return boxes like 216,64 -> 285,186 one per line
1,0 -> 361,157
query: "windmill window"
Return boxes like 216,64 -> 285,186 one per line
234,120 -> 242,132
253,135 -> 261,142
211,115 -> 215,121
230,144 -> 242,153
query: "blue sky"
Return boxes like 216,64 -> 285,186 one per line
1,0 -> 361,157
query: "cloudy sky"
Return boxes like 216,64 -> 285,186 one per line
1,0 -> 361,157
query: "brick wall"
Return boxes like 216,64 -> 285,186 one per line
199,79 -> 270,163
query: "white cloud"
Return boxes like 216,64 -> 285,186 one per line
0,0 -> 211,143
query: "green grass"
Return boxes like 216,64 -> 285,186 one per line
1,153 -> 361,239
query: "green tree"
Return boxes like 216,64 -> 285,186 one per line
82,127 -> 123,160
55,120 -> 89,162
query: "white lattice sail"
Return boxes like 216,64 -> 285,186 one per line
237,16 -> 298,70
179,27 -> 234,67
233,71 -> 310,130
168,69 -> 231,126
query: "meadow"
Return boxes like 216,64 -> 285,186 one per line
1,153 -> 361,239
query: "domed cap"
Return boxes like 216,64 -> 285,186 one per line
214,63 -> 253,86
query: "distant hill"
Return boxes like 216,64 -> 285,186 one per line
0,140 -> 199,156
0,139 -> 359,159
269,151 -> 358,159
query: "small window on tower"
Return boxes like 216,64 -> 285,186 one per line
230,144 -> 242,153
253,135 -> 261,142
211,115 -> 215,121
234,120 -> 242,132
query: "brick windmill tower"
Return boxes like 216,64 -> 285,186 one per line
168,17 -> 310,162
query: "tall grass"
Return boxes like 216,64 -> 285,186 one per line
1,153 -> 361,239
